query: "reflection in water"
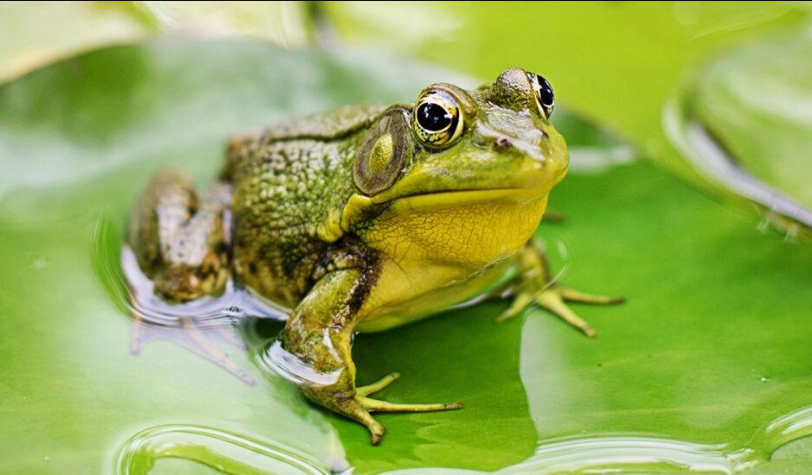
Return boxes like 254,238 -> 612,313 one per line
502,435 -> 747,474
129,317 -> 257,385
121,245 -> 289,327
116,424 -> 347,475
257,340 -> 342,387
93,214 -> 291,385
121,243 -> 283,385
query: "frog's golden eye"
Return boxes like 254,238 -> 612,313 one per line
412,90 -> 464,148
526,71 -> 555,119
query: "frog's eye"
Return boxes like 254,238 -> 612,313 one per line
526,71 -> 554,119
412,90 -> 464,148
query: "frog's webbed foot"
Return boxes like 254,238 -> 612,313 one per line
311,372 -> 463,445
497,284 -> 623,337
356,372 -> 462,414
351,373 -> 463,445
495,241 -> 623,337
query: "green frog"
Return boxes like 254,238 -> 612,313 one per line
127,67 -> 622,444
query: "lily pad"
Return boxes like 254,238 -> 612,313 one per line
1,38 -> 812,475
666,34 -> 812,242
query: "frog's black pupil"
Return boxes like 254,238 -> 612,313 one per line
417,102 -> 452,132
538,77 -> 554,107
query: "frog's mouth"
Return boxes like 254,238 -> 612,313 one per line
368,156 -> 566,210
372,186 -> 545,209
339,185 -> 554,236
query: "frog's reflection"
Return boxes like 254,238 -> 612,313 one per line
122,244 -> 288,386
129,316 -> 255,385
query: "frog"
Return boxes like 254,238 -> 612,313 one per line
127,67 -> 622,445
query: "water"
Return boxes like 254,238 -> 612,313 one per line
115,425 -> 342,475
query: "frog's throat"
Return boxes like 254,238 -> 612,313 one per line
326,187 -> 549,242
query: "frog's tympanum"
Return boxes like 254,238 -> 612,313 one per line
128,68 -> 622,444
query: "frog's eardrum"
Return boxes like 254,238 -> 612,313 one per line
353,109 -> 413,196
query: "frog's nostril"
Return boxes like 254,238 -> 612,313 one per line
494,136 -> 512,150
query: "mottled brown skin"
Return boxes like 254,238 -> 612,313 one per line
127,68 -> 622,444
128,170 -> 231,302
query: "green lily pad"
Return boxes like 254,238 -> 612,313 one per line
666,34 -> 812,242
1,39 -> 812,475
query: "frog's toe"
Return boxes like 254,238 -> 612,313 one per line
495,292 -> 533,323
353,408 -> 386,445
355,373 -> 463,414
535,289 -> 598,337
498,284 -> 623,336
370,426 -> 385,446
352,385 -> 461,445
557,286 -> 624,305
534,286 -> 624,337
356,372 -> 400,397
357,395 -> 464,413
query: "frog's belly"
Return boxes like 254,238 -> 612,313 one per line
355,258 -> 512,333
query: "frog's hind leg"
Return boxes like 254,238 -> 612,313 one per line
127,170 -> 251,382
284,265 -> 462,445
495,240 -> 624,337
128,169 -> 232,302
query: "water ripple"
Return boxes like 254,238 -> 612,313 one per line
115,424 -> 346,475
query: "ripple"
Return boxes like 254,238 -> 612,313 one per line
381,403 -> 812,475
92,214 -> 289,329
256,340 -> 342,387
120,245 -> 288,327
115,424 -> 347,475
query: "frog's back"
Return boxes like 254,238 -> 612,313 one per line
226,104 -> 386,306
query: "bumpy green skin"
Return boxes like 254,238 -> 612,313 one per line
127,68 -> 620,444
223,104 -> 388,307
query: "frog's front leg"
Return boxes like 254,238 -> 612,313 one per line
283,256 -> 462,445
496,240 -> 624,337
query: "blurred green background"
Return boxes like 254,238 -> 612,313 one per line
2,2 -> 812,474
